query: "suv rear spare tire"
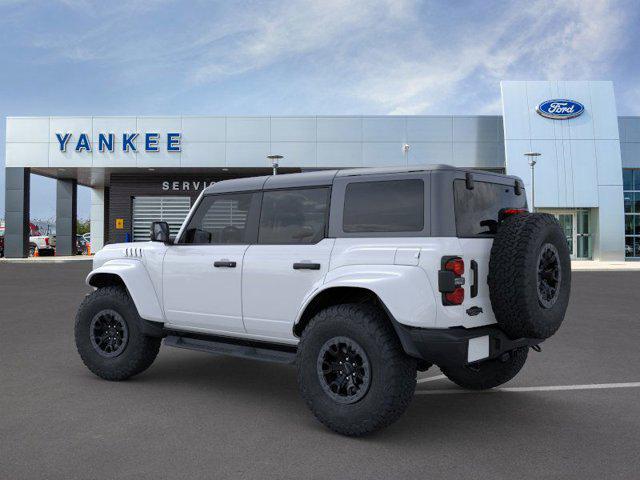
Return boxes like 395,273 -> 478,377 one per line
488,213 -> 571,340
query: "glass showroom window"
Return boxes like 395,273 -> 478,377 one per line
576,209 -> 592,259
537,208 -> 592,260
623,169 -> 640,259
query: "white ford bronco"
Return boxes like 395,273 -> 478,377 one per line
75,166 -> 571,436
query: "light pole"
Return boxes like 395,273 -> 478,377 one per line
267,154 -> 283,175
402,144 -> 410,164
524,152 -> 541,211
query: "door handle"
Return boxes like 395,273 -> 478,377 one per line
470,260 -> 478,298
293,262 -> 321,270
214,260 -> 237,268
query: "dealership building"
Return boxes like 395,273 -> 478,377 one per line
4,80 -> 640,260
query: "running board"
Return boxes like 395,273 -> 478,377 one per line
164,334 -> 297,364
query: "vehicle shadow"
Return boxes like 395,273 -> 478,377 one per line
117,347 -> 599,442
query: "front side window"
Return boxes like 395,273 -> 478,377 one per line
182,193 -> 253,244
454,180 -> 527,237
343,179 -> 424,233
259,188 -> 330,244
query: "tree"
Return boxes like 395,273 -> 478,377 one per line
77,219 -> 90,236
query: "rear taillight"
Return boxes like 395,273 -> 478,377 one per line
438,256 -> 465,306
445,288 -> 465,305
45,237 -> 49,246
444,258 -> 464,276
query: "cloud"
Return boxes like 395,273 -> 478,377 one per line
7,0 -> 635,114
188,0 -> 415,85
191,0 -> 632,113
348,0 -> 630,114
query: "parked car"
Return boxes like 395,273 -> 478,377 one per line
29,223 -> 56,256
75,166 -> 572,436
0,226 -> 4,257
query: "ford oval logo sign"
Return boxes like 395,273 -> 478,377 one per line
536,99 -> 584,120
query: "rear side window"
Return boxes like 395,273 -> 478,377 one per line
182,193 -> 253,244
454,180 -> 527,237
343,179 -> 424,232
259,188 -> 330,244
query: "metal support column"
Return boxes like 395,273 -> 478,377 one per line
4,168 -> 30,258
55,179 -> 77,256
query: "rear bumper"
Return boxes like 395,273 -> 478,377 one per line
393,323 -> 543,367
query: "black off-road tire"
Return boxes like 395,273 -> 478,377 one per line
296,303 -> 417,436
441,347 -> 528,390
488,213 -> 571,339
75,286 -> 161,381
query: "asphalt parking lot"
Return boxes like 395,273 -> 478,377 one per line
2,262 -> 640,479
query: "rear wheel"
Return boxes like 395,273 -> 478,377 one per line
441,347 -> 528,390
296,304 -> 417,436
75,286 -> 161,381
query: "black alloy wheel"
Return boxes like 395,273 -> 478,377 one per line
89,309 -> 129,358
537,243 -> 561,308
316,336 -> 371,404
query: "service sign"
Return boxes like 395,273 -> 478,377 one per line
162,180 -> 216,191
55,132 -> 181,152
536,99 -> 584,120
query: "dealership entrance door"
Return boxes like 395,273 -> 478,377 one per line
537,209 -> 592,260
132,196 -> 191,242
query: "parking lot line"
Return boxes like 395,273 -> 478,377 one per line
417,374 -> 447,383
415,381 -> 640,395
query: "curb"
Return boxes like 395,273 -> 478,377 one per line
571,262 -> 640,272
0,257 -> 92,264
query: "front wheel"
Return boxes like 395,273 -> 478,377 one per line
296,304 -> 417,436
440,347 -> 528,390
75,286 -> 161,381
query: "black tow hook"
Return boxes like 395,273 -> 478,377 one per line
531,344 -> 542,353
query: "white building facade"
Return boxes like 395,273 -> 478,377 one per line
4,80 -> 639,260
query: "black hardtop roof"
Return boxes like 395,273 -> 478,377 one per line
203,165 -> 520,194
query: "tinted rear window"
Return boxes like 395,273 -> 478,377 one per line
454,179 -> 527,237
259,188 -> 330,244
343,179 -> 424,233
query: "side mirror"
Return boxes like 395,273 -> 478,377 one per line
150,221 -> 171,243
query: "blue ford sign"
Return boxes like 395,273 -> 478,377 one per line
55,132 -> 181,153
536,99 -> 584,120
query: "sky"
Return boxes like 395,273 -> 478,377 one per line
1,0 -> 639,220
